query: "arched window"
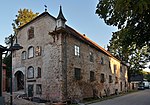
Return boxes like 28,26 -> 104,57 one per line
28,46 -> 34,58
22,51 -> 26,60
28,26 -> 34,39
27,66 -> 34,79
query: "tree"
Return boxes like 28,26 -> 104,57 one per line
96,0 -> 150,77
108,28 -> 149,77
12,8 -> 39,33
142,71 -> 150,82
3,8 -> 39,76
96,0 -> 150,49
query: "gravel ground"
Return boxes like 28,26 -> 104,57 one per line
3,91 -> 50,105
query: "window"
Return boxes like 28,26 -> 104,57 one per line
100,73 -> 105,83
109,61 -> 111,68
36,84 -> 42,95
35,46 -> 41,56
120,66 -> 122,73
74,68 -> 81,80
89,52 -> 94,62
37,67 -> 41,78
28,27 -> 34,39
120,82 -> 122,91
74,45 -> 80,56
27,66 -> 34,79
114,64 -> 117,74
90,71 -> 95,82
101,57 -> 104,64
22,51 -> 26,60
28,46 -> 34,58
109,75 -> 113,83
115,77 -> 118,84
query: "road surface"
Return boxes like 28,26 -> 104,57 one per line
89,89 -> 150,105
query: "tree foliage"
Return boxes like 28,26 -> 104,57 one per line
142,71 -> 150,82
12,8 -> 39,33
96,0 -> 150,76
3,9 -> 39,73
96,0 -> 150,48
108,31 -> 149,76
5,8 -> 38,45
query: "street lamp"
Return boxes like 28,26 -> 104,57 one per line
8,34 -> 23,105
0,34 -> 23,105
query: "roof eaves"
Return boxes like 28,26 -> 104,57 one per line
18,12 -> 56,30
66,26 -> 118,58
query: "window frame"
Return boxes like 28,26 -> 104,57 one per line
36,84 -> 42,95
22,51 -> 26,60
28,46 -> 34,58
37,67 -> 41,78
100,73 -> 105,83
114,64 -> 117,74
27,66 -> 34,79
109,75 -> 113,83
89,52 -> 94,62
90,71 -> 95,82
74,45 -> 80,57
35,46 -> 42,56
28,26 -> 34,40
74,68 -> 81,80
101,57 -> 104,65
120,66 -> 123,73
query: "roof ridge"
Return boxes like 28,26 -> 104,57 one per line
18,12 -> 56,30
66,25 -> 120,61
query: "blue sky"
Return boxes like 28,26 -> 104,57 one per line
0,0 -> 117,47
0,0 -> 149,71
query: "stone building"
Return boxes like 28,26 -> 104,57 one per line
12,6 -> 128,102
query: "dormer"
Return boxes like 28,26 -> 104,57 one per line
56,6 -> 67,28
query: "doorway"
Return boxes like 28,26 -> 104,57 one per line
14,71 -> 24,91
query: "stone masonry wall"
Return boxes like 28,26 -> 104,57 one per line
12,13 -> 63,101
64,33 -> 127,100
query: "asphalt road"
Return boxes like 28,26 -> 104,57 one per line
89,89 -> 150,105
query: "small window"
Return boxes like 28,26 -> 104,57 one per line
89,52 -> 94,62
101,57 -> 104,64
109,75 -> 113,83
22,51 -> 26,60
35,46 -> 41,56
27,66 -> 34,79
115,77 -> 118,84
120,82 -> 122,91
109,61 -> 111,68
74,45 -> 80,56
74,68 -> 81,80
114,64 -> 117,74
28,27 -> 34,40
28,46 -> 34,58
120,66 -> 122,73
90,71 -> 95,82
100,73 -> 105,83
36,84 -> 42,95
37,67 -> 41,78
125,81 -> 127,87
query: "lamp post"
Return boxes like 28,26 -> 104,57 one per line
9,34 -> 23,105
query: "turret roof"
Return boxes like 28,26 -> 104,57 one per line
57,6 -> 67,21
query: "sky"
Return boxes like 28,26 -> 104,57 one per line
0,0 -> 149,71
0,0 -> 117,47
